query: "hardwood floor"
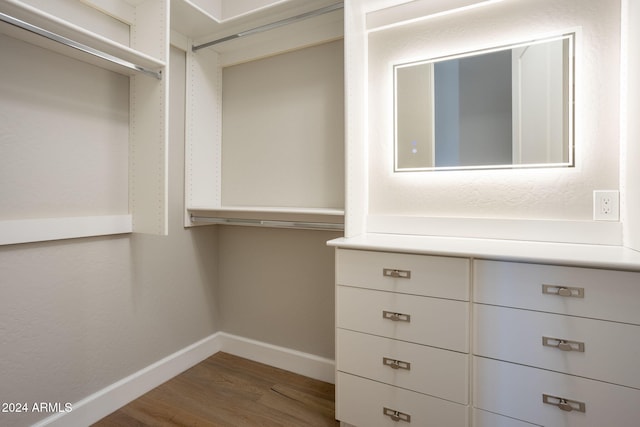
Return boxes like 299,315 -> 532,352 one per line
93,352 -> 339,427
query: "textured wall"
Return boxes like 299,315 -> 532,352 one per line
221,40 -> 345,210
0,35 -> 129,219
217,225 -> 341,360
0,47 -> 220,427
367,0 -> 620,221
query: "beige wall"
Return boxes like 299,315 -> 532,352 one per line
0,34 -> 129,219
221,39 -> 345,210
0,47 -> 220,426
217,226 -> 341,359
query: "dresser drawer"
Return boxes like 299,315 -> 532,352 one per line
337,286 -> 469,352
474,260 -> 640,324
472,408 -> 538,427
337,372 -> 469,427
473,304 -> 640,389
337,329 -> 469,404
473,357 -> 640,427
337,249 -> 469,300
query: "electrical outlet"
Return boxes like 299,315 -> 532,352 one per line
593,190 -> 620,221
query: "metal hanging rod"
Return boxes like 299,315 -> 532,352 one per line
0,11 -> 162,80
191,215 -> 344,231
192,2 -> 344,52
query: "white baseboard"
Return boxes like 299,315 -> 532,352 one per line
216,332 -> 336,384
33,333 -> 224,427
34,332 -> 335,427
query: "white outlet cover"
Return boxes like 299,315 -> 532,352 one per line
593,190 -> 620,221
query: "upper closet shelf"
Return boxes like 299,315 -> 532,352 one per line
171,0 -> 343,65
0,0 -> 164,78
192,2 -> 343,51
172,0 -> 342,40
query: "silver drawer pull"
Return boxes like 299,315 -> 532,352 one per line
383,268 -> 412,279
542,284 -> 585,298
383,357 -> 411,370
382,310 -> 411,322
383,407 -> 411,423
542,394 -> 586,413
542,336 -> 585,352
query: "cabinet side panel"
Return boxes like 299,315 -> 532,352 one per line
129,73 -> 168,235
185,47 -> 221,213
129,0 -> 169,235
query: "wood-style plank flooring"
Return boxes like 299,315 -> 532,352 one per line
93,352 -> 338,427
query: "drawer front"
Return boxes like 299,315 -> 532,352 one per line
337,249 -> 469,301
472,408 -> 539,427
474,260 -> 640,324
473,357 -> 640,427
337,286 -> 469,352
337,329 -> 469,404
474,304 -> 640,389
337,372 -> 469,427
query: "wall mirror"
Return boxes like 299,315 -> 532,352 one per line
394,33 -> 575,171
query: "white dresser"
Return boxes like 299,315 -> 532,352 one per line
335,249 -> 471,426
473,260 -> 640,427
329,234 -> 640,427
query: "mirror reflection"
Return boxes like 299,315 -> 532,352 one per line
394,34 -> 574,171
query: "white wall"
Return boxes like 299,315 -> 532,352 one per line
366,0 -> 620,226
0,47 -> 220,427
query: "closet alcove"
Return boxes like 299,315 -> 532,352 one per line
0,0 -> 169,244
176,0 -> 345,231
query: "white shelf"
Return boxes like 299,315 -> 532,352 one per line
0,215 -> 132,246
189,206 -> 344,231
171,0 -> 341,43
172,0 -> 344,67
170,0 -> 220,40
0,0 -> 165,78
190,206 -> 344,215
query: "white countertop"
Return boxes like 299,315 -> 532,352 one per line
328,233 -> 640,271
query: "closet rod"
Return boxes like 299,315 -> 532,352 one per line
191,216 -> 344,231
192,1 -> 344,51
0,12 -> 162,80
